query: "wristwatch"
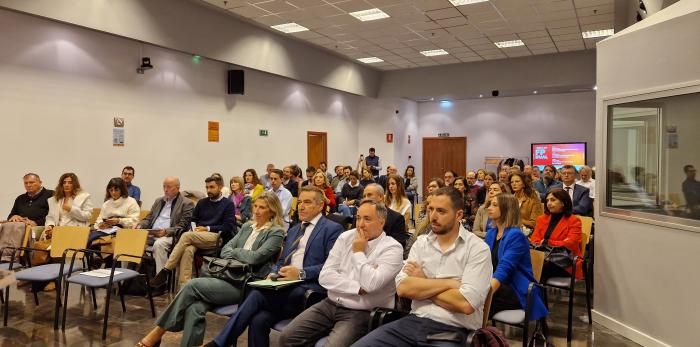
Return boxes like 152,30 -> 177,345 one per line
299,269 -> 306,280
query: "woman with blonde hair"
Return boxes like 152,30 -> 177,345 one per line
312,171 -> 336,214
229,176 -> 252,224
472,182 -> 510,238
136,192 -> 285,347
385,174 -> 411,227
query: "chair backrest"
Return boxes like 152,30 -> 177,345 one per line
529,249 -> 546,282
50,226 -> 90,259
414,203 -> 423,220
482,285 -> 496,328
578,215 -> 594,252
89,208 -> 101,225
139,210 -> 150,220
289,197 -> 298,219
18,224 -> 33,257
113,229 -> 148,265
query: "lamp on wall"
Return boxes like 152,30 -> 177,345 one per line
136,57 -> 153,74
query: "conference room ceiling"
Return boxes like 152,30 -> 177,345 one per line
198,0 -> 614,71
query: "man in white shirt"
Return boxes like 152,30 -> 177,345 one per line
353,187 -> 492,346
279,199 -> 403,347
576,165 -> 596,200
268,169 -> 292,228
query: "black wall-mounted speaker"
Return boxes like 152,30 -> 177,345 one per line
227,69 -> 244,95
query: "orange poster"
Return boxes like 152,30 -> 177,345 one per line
208,121 -> 219,142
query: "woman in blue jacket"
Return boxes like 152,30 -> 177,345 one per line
485,193 -> 548,321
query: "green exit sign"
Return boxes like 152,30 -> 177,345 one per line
259,129 -> 269,136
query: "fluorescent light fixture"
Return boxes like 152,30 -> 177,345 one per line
357,57 -> 384,64
582,29 -> 614,39
448,0 -> 489,6
494,39 -> 524,48
271,23 -> 309,33
349,8 -> 390,21
420,49 -> 449,57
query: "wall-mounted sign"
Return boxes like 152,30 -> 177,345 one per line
208,121 -> 220,142
386,133 -> 393,143
259,129 -> 269,136
438,132 -> 450,137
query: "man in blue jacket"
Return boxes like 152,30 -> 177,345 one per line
534,165 -> 563,201
203,186 -> 343,347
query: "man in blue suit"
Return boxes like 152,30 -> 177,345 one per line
534,165 -> 563,201
203,185 -> 343,347
560,165 -> 593,216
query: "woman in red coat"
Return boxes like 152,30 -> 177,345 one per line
530,188 -> 583,281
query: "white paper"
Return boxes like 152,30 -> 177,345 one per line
96,226 -> 119,235
80,269 -> 123,278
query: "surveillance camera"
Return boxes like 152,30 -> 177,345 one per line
136,57 -> 154,74
491,90 -> 499,97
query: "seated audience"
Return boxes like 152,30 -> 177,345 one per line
6,173 -> 54,226
89,177 -> 140,245
259,163 -> 274,190
331,165 -> 344,190
279,200 -> 403,347
523,165 -> 533,178
476,169 -> 486,187
201,186 -> 343,347
418,178 -> 446,220
472,182 -> 510,238
498,169 -> 509,184
530,188 -> 584,282
312,171 -> 336,214
485,193 -> 548,320
404,165 -> 418,203
475,171 -> 497,205
211,172 -> 231,197
353,187 -> 492,346
531,166 -> 541,182
319,161 -> 333,183
576,165 -> 596,200
443,170 -> 457,186
560,165 -> 593,216
122,166 -> 141,205
337,171 -> 364,218
376,165 -> 398,190
452,176 -> 477,229
136,192 -> 286,347
43,172 -> 93,238
268,169 -> 292,228
283,166 -> 300,198
465,171 -> 480,197
301,166 -> 316,187
359,167 -> 375,187
510,172 -> 544,232
151,176 -> 236,288
334,166 -> 352,202
229,176 -> 252,224
385,174 -> 411,227
138,177 -> 194,274
243,169 -> 264,200
363,183 -> 408,249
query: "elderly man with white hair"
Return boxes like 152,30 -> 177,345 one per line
576,165 -> 596,199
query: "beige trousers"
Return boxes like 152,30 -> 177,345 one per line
164,231 -> 219,286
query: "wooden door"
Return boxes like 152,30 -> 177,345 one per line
307,131 -> 327,169
422,137 -> 467,193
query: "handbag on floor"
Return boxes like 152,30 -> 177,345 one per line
30,239 -> 51,266
200,256 -> 250,285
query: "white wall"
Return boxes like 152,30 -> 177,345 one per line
408,92 -> 596,189
594,2 -> 700,346
0,9 -> 366,215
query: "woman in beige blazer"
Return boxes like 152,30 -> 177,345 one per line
509,172 -> 543,233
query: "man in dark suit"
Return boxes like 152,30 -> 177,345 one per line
203,186 -> 343,347
136,176 -> 194,274
376,165 -> 399,190
362,183 -> 408,249
560,165 -> 593,216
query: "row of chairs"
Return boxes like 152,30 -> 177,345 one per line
1,226 -> 155,340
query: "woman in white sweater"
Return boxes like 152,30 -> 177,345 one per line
89,178 -> 140,243
43,172 -> 93,239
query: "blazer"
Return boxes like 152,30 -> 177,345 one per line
45,191 -> 93,227
274,215 -> 343,291
565,184 -> 593,217
385,207 -> 408,249
530,214 -> 583,279
471,205 -> 488,238
220,221 -> 285,279
519,194 -> 544,230
485,225 -> 548,321
138,192 -> 194,237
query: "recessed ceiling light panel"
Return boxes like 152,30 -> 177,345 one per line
271,23 -> 309,33
420,49 -> 449,56
349,8 -> 390,21
494,39 -> 524,48
448,0 -> 489,6
357,57 -> 384,63
582,29 -> 614,39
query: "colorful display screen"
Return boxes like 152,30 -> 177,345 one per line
531,142 -> 587,168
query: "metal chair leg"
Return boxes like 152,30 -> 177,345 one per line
567,285 -> 574,342
102,282 -> 113,340
144,274 -> 156,318
585,274 -> 593,324
522,321 -> 529,347
3,286 -> 10,326
53,279 -> 62,330
118,283 -> 126,313
61,282 -> 71,331
91,287 -> 98,310
33,290 -> 39,306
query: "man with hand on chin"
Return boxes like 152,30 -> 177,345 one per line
202,186 -> 343,347
279,199 -> 403,347
353,187 -> 492,346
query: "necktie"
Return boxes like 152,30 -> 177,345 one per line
284,222 -> 311,265
565,186 -> 573,201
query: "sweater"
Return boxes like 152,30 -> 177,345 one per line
192,197 -> 236,244
94,196 -> 140,229
8,188 -> 54,226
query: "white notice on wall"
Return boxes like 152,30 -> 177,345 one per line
113,128 -> 124,147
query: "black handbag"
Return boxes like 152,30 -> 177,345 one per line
200,256 -> 251,285
540,245 -> 573,269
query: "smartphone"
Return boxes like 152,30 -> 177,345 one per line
191,222 -> 197,231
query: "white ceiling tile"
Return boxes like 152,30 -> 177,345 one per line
285,0 -> 327,8
333,0 -> 376,13
548,26 -> 581,36
306,4 -> 345,17
425,7 -> 463,20
517,30 -> 550,39
545,18 -> 579,28
405,21 -> 443,31
454,2 -> 495,14
435,16 -> 469,27
552,32 -> 584,41
255,0 -> 299,13
228,6 -> 271,18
